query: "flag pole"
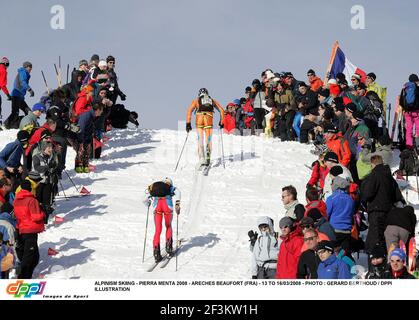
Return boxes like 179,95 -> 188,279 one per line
323,41 -> 339,84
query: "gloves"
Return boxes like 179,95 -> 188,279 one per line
120,93 -> 126,101
219,122 -> 224,129
186,122 -> 192,132
248,230 -> 258,247
6,94 -> 11,101
28,89 -> 34,97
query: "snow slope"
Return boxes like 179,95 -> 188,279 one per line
0,128 -> 417,279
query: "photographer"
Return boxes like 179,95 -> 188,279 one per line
32,141 -> 59,222
249,216 -> 279,279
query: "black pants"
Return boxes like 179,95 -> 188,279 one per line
254,108 -> 266,130
334,232 -> 352,255
16,233 -> 39,279
365,211 -> 388,253
37,182 -> 54,221
5,97 -> 30,128
52,134 -> 68,175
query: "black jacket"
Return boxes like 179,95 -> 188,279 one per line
365,262 -> 391,279
360,164 -> 404,212
386,206 -> 417,235
297,249 -> 320,279
382,266 -> 416,279
299,119 -> 317,143
62,69 -> 82,103
296,89 -> 318,111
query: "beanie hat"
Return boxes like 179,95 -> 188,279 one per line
345,103 -> 357,114
369,245 -> 387,260
17,130 -> 30,143
20,180 -> 32,192
90,54 -> 100,62
106,55 -> 115,63
323,123 -> 338,134
79,59 -> 88,67
318,88 -> 330,98
298,82 -> 308,88
409,74 -> 419,83
245,86 -> 252,93
40,130 -> 52,140
390,248 -> 407,262
367,72 -> 377,82
316,240 -> 334,253
307,208 -> 323,222
336,73 -> 346,82
332,176 -> 350,191
307,69 -> 316,76
279,217 -> 294,229
324,151 -> 339,163
98,60 -> 107,68
32,103 -> 46,113
352,74 -> 361,80
23,61 -> 32,68
329,165 -> 344,177
28,171 -> 43,182
327,79 -> 338,85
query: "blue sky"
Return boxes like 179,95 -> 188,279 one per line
1,0 -> 418,128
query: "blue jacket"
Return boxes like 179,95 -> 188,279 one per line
0,140 -> 24,169
317,254 -> 352,279
77,109 -> 95,143
293,112 -> 303,139
326,189 -> 355,231
11,67 -> 31,99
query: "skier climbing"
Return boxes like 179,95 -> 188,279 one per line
186,88 -> 225,167
144,177 -> 181,263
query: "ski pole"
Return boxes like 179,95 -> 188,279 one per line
41,70 -> 50,95
174,132 -> 189,172
219,129 -> 225,169
58,179 -> 69,201
176,208 -> 179,272
54,64 -> 62,87
64,169 -> 80,193
416,169 -> 419,201
66,64 -> 69,84
142,202 -> 151,263
406,172 -> 409,203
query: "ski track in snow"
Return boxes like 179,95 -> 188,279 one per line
0,128 -> 418,279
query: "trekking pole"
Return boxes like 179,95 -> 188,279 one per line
142,202 -> 151,263
54,64 -> 62,87
176,208 -> 179,271
58,180 -> 69,201
406,173 -> 409,203
41,71 -> 50,95
64,169 -> 80,193
219,129 -> 226,169
66,64 -> 69,84
174,132 -> 189,172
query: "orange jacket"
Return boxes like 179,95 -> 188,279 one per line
186,97 -> 225,124
326,133 -> 351,167
310,76 -> 323,92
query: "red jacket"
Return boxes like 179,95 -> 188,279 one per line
307,161 -> 328,190
276,228 -> 304,279
309,76 -> 323,92
0,64 -> 10,96
26,124 -> 54,156
74,91 -> 93,117
223,113 -> 236,134
242,100 -> 254,128
304,200 -> 327,218
14,190 -> 45,234
326,133 -> 351,167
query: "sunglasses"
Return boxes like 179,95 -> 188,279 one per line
304,236 -> 316,242
280,225 -> 290,229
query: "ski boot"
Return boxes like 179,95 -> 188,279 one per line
75,166 -> 83,173
205,149 -> 211,166
166,239 -> 173,256
153,245 -> 163,263
83,166 -> 90,173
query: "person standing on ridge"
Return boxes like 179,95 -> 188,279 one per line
186,88 -> 225,167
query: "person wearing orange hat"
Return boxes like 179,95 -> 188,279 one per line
186,88 -> 224,168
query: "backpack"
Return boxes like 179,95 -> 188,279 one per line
402,82 -> 418,111
399,149 -> 419,176
366,91 -> 384,118
197,94 -> 214,112
148,181 -> 172,197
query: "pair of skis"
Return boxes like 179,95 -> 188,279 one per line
147,241 -> 183,272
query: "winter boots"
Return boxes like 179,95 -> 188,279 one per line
166,239 -> 173,256
153,245 -> 163,263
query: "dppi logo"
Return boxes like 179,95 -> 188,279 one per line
6,280 -> 46,298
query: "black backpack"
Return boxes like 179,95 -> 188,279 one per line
399,149 -> 419,176
148,181 -> 172,197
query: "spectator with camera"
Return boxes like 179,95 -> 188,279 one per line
249,216 -> 279,279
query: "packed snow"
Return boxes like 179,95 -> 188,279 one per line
1,127 -> 417,279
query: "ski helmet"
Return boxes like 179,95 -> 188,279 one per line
163,177 -> 173,186
0,57 -> 9,66
198,88 -> 208,96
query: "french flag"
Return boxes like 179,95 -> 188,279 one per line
327,41 -> 366,83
